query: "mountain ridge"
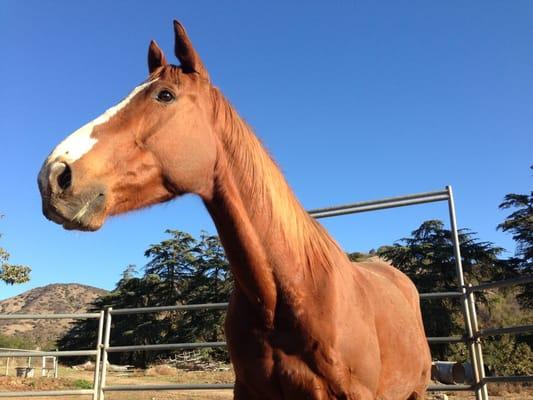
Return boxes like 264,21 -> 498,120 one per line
0,283 -> 108,348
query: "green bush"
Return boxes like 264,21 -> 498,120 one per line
484,336 -> 533,376
72,379 -> 93,389
0,333 -> 33,349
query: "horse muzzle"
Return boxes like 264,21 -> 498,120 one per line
38,160 -> 107,231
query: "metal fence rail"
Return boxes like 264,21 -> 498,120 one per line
420,291 -> 463,299
109,303 -> 229,315
428,384 -> 474,391
104,383 -> 235,391
1,186 -> 531,399
478,324 -> 533,337
0,350 -> 97,358
469,275 -> 533,292
0,313 -> 100,320
105,342 -> 227,353
0,389 -> 95,398
427,336 -> 465,344
484,375 -> 533,383
308,189 -> 450,218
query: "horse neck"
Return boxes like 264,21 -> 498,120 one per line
202,89 -> 343,325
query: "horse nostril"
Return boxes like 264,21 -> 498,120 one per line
57,163 -> 72,190
48,162 -> 72,193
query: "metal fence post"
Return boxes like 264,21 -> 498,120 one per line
54,349 -> 58,378
92,310 -> 105,400
468,284 -> 489,399
97,308 -> 113,400
446,186 -> 485,400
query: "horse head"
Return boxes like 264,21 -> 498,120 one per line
38,21 -> 217,231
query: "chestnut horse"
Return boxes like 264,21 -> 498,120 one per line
38,21 -> 431,399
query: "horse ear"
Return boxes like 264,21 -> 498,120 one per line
148,40 -> 167,74
173,20 -> 209,81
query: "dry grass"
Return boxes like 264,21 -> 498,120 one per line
428,385 -> 532,400
145,365 -> 178,376
488,382 -> 526,396
0,365 -> 235,399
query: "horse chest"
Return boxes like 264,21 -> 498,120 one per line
225,290 -> 367,399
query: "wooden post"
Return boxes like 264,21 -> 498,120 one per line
5,357 -> 9,376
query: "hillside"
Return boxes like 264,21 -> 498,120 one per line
0,283 -> 107,348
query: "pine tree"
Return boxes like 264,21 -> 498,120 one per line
58,231 -> 232,366
144,230 -> 200,304
497,166 -> 533,308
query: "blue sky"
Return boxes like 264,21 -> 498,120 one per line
0,1 -> 531,299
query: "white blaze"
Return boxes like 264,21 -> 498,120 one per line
47,79 -> 156,164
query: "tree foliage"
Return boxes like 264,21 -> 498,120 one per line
0,215 -> 30,285
58,230 -> 232,367
0,333 -> 35,349
346,251 -> 373,262
497,166 -> 533,308
498,191 -> 533,262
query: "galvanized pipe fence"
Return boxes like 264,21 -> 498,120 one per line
0,186 -> 531,399
0,311 -> 105,399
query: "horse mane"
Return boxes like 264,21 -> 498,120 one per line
209,86 -> 343,275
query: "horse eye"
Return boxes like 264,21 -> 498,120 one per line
156,90 -> 175,103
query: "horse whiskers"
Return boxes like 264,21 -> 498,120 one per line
71,194 -> 100,223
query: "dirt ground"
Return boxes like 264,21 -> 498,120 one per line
0,366 -> 234,399
0,365 -> 530,399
